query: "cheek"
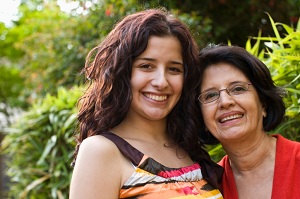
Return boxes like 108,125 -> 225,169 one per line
177,83 -> 184,93
171,77 -> 184,92
201,107 -> 215,125
130,75 -> 146,89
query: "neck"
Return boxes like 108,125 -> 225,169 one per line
112,113 -> 169,144
223,133 -> 277,173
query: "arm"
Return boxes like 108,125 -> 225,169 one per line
69,135 -> 123,199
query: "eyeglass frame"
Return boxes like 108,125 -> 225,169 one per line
198,82 -> 252,104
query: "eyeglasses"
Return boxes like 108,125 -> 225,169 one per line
198,82 -> 252,104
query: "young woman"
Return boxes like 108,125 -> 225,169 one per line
69,9 -> 223,199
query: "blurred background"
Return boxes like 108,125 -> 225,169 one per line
0,0 -> 299,198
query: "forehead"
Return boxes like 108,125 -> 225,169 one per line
136,36 -> 183,60
201,62 -> 249,87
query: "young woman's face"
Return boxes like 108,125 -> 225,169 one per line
200,62 -> 266,143
129,36 -> 184,121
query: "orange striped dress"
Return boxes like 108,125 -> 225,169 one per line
102,132 -> 223,199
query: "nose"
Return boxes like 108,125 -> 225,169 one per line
151,68 -> 168,89
218,90 -> 235,109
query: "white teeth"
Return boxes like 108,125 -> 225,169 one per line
220,114 -> 243,123
145,94 -> 167,101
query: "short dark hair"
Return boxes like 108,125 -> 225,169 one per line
197,44 -> 286,144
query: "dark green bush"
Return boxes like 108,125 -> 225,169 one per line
1,87 -> 81,198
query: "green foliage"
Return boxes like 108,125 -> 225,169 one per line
1,87 -> 82,198
264,15 -> 300,141
12,2 -> 85,97
177,11 -> 212,47
207,144 -> 226,163
0,66 -> 25,108
0,23 -> 24,59
264,15 -> 300,119
0,65 -> 26,130
167,0 -> 300,47
246,14 -> 300,142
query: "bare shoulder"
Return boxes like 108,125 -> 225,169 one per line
74,135 -> 123,168
69,135 -> 124,199
79,135 -> 120,157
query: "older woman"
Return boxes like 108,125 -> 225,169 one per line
197,44 -> 300,199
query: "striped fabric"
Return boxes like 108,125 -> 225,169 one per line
102,132 -> 223,199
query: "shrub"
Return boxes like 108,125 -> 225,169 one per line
246,14 -> 300,141
1,87 -> 82,198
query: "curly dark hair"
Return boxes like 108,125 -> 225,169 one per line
72,9 -> 211,165
197,44 -> 286,144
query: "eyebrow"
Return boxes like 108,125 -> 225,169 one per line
135,57 -> 183,65
201,81 -> 248,93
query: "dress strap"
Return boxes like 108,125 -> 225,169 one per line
200,158 -> 224,190
101,131 -> 144,166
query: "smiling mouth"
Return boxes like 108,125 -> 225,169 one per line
219,114 -> 243,123
144,93 -> 168,101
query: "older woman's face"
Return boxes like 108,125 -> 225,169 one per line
199,62 -> 266,143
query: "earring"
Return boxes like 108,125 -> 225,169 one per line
263,111 -> 267,118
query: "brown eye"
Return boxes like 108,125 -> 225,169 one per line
229,83 -> 250,95
168,66 -> 183,74
140,64 -> 152,69
199,91 -> 219,103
